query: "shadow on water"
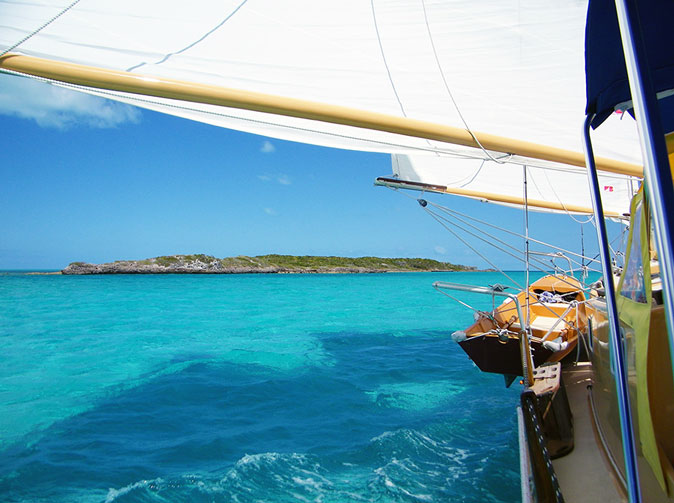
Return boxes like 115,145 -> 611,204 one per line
0,330 -> 521,503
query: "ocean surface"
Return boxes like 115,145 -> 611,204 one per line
0,271 -> 527,503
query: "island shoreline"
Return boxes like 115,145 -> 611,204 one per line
61,254 -> 477,275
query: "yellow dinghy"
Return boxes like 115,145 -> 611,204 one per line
450,274 -> 589,377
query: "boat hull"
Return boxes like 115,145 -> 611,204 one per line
458,334 -> 555,377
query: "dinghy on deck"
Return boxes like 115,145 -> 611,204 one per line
443,275 -> 588,378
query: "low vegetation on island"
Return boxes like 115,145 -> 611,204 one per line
62,254 -> 476,275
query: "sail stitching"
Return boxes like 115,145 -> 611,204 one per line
126,0 -> 249,72
0,0 -> 82,58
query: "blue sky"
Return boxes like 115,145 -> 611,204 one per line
0,73 -> 617,270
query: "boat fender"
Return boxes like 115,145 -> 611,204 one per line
451,330 -> 467,342
542,340 -> 569,352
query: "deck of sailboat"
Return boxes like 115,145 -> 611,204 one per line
552,362 -> 626,502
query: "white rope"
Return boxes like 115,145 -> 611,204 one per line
420,0 -> 508,165
371,0 -> 407,118
427,210 -> 595,301
0,0 -> 82,58
538,168 -> 595,225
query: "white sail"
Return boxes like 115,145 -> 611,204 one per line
378,153 -> 638,216
0,0 -> 642,213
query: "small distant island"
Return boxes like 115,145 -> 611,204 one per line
61,254 -> 476,275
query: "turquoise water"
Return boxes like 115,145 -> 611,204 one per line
0,272 -> 523,502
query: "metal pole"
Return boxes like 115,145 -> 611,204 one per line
524,166 -> 532,334
433,282 -> 526,331
614,0 -> 674,374
583,115 -> 642,503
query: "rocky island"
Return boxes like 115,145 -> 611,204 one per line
61,254 -> 475,275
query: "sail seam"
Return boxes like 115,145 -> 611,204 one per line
126,0 -> 249,72
0,0 -> 82,58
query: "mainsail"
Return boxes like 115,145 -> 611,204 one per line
0,0 -> 642,213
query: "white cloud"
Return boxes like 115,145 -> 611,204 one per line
260,140 -> 276,153
263,207 -> 277,216
434,245 -> 447,255
276,174 -> 291,185
257,173 -> 291,185
0,74 -> 141,129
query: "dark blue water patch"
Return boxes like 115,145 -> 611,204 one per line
0,330 -> 520,502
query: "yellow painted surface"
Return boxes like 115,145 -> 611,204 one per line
0,53 -> 643,178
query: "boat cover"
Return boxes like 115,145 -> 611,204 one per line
585,0 -> 674,131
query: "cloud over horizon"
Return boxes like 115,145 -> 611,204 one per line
0,74 -> 141,129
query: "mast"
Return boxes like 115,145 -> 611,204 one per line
523,165 -> 532,346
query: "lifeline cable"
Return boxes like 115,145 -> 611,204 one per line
426,200 -> 603,270
427,202 -> 601,277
